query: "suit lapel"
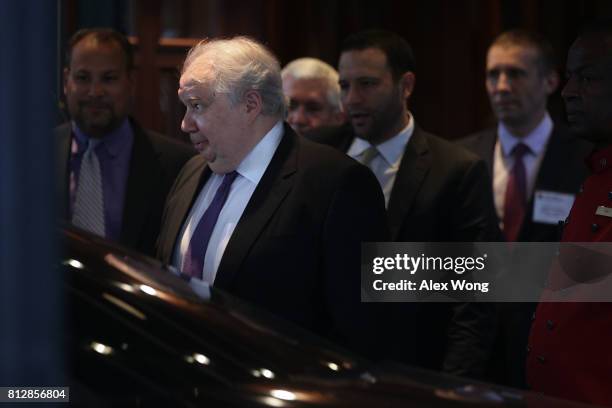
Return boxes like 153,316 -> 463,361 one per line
55,124 -> 72,218
121,123 -> 161,247
475,129 -> 496,176
158,156 -> 210,264
387,126 -> 431,240
214,126 -> 297,288
520,126 -> 568,240
532,126 -> 569,193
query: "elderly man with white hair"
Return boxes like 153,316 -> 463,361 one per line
156,37 -> 387,352
282,57 -> 345,135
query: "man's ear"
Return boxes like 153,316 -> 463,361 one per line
544,70 -> 560,95
400,71 -> 416,100
243,89 -> 263,119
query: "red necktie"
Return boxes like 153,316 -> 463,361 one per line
503,143 -> 529,242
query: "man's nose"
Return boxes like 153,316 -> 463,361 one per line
562,76 -> 579,101
88,80 -> 105,97
288,105 -> 308,126
495,72 -> 512,93
181,112 -> 196,133
343,84 -> 363,107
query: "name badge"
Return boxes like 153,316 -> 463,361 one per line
596,206 -> 612,218
533,190 -> 575,225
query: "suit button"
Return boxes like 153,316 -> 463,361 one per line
579,185 -> 584,194
531,312 -> 536,321
537,355 -> 546,364
526,345 -> 531,354
592,223 -> 600,232
546,320 -> 555,330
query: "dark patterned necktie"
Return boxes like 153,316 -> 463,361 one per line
72,139 -> 105,236
183,171 -> 239,279
503,143 -> 529,241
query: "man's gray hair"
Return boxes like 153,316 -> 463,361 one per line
182,36 -> 286,118
281,57 -> 341,112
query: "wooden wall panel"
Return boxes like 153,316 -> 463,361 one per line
62,0 -> 612,141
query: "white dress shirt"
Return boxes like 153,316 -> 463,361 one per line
493,113 -> 553,225
173,121 -> 284,283
347,113 -> 415,207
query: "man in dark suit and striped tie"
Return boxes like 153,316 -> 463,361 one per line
57,28 -> 194,256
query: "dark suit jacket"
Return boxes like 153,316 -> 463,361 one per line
156,124 -> 388,352
461,125 -> 591,242
309,123 -> 501,377
460,124 -> 591,388
56,119 -> 195,257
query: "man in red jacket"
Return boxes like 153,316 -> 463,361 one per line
527,19 -> 612,406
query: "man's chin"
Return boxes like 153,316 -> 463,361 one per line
208,159 -> 235,174
75,114 -> 118,136
566,121 -> 588,135
288,124 -> 308,136
81,109 -> 112,123
353,126 -> 388,144
495,110 -> 521,123
350,122 -> 373,140
78,123 -> 115,138
199,148 -> 217,163
569,126 -> 605,145
566,124 -> 612,147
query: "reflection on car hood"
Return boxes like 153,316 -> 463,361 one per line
62,225 -> 593,407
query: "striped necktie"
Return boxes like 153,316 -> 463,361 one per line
72,139 -> 105,237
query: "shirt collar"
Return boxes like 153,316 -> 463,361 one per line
347,113 -> 415,166
72,118 -> 133,157
498,113 -> 552,157
235,120 -> 284,184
